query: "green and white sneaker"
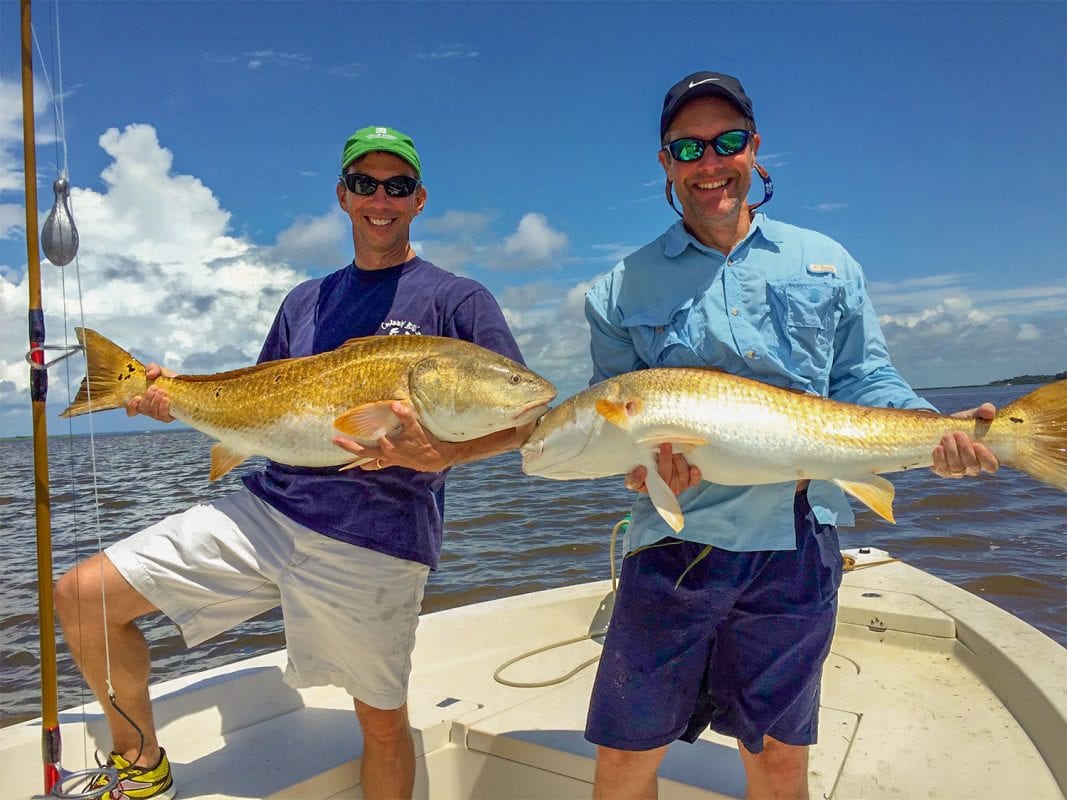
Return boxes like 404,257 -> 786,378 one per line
90,749 -> 176,799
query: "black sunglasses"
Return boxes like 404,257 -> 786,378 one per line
663,130 -> 752,162
339,172 -> 421,197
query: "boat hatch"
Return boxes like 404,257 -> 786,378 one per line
836,585 -> 956,638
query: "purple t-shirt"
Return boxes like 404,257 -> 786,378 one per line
242,257 -> 523,568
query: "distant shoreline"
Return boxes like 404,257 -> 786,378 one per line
917,375 -> 1063,391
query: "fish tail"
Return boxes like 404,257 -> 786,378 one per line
59,328 -> 148,418
998,380 -> 1067,491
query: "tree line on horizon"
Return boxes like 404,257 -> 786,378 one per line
988,371 -> 1067,386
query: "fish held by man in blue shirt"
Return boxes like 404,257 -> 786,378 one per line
521,369 -> 1067,530
61,327 -> 556,479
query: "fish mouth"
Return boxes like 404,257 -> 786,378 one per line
513,399 -> 554,423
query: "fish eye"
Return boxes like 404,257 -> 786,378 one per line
510,373 -> 521,384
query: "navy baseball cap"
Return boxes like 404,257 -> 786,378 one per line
660,71 -> 755,141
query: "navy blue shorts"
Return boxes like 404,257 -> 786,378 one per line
585,491 -> 842,755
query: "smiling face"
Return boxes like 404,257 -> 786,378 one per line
659,95 -> 760,254
336,151 -> 427,269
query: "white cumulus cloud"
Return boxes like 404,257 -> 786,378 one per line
874,284 -> 1067,388
0,124 -> 306,435
492,212 -> 569,270
415,209 -> 569,274
272,209 -> 349,269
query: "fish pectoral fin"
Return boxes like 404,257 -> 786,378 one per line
833,475 -> 896,523
334,402 -> 402,441
209,444 -> 250,481
644,467 -> 686,532
595,398 -> 643,430
338,456 -> 375,472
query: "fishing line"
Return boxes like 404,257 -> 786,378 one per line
29,9 -> 67,177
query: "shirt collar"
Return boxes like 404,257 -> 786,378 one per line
663,212 -> 781,258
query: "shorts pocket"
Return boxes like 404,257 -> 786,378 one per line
813,525 -> 843,600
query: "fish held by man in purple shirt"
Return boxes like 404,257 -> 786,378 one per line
61,326 -> 556,479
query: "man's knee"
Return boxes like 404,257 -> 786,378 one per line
596,744 -> 667,772
54,555 -> 153,629
740,736 -> 809,797
55,561 -> 98,624
354,700 -> 411,744
754,737 -> 807,769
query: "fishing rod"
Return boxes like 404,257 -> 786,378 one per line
20,2 -> 113,796
19,1 -> 62,791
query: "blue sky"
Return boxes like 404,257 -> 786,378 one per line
1,1 -> 1064,437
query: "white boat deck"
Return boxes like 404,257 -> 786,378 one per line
3,550 -> 1065,799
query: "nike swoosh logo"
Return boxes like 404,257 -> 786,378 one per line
688,78 -> 721,88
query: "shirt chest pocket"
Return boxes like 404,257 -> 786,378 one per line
621,299 -> 700,367
766,280 -> 841,370
768,280 -> 839,331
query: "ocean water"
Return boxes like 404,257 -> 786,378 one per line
1,384 -> 1064,726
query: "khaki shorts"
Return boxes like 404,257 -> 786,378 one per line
107,489 -> 429,709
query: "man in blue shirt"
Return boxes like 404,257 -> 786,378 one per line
55,126 -> 537,800
583,72 -> 999,800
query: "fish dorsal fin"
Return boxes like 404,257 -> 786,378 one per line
210,443 -> 250,481
687,366 -> 812,396
173,358 -> 300,383
335,334 -> 457,350
334,401 -> 402,441
339,456 -> 375,472
832,475 -> 896,523
595,398 -> 643,430
337,335 -> 377,350
644,467 -> 685,532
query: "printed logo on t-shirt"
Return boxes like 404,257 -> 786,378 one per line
381,319 -> 423,335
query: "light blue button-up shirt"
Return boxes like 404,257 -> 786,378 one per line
585,213 -> 937,553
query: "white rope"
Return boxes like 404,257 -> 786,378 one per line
492,516 -> 627,688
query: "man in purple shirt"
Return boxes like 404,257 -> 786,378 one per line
55,126 -> 533,800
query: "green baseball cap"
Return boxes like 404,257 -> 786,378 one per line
341,126 -> 421,177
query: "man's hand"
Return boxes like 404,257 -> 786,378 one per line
333,402 -> 538,473
333,402 -> 456,472
930,403 -> 999,478
125,364 -> 176,423
624,443 -> 702,496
